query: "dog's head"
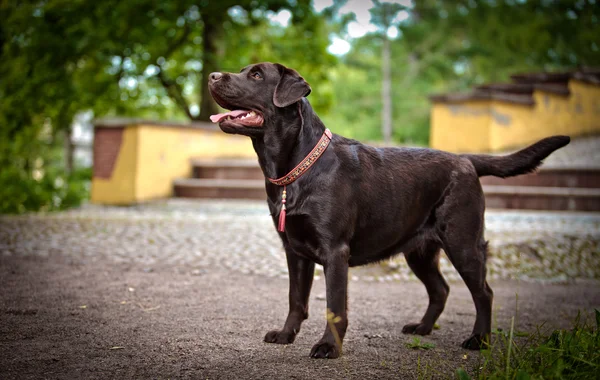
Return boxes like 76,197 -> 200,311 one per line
208,62 -> 311,137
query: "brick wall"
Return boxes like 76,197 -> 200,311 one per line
93,127 -> 124,179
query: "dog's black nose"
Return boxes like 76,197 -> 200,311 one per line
209,72 -> 222,82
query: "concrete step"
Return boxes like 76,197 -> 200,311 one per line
173,179 -> 600,211
483,185 -> 600,211
480,165 -> 600,188
192,159 -> 600,189
191,158 -> 262,180
173,178 -> 265,200
180,160 -> 600,211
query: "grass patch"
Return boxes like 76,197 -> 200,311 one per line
457,309 -> 600,379
406,337 -> 436,350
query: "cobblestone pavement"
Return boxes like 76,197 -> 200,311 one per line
1,200 -> 598,283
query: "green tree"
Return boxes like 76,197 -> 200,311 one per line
401,0 -> 600,84
369,0 -> 406,144
0,0 -> 336,213
325,0 -> 600,145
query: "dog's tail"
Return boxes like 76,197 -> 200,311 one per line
461,136 -> 570,178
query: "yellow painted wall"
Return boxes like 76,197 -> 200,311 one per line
91,122 -> 256,204
532,91 -> 572,138
569,80 -> 600,135
91,127 -> 139,204
488,101 -> 535,151
134,125 -> 255,201
430,79 -> 600,153
430,101 -> 491,152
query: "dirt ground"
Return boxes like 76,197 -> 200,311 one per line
1,253 -> 599,380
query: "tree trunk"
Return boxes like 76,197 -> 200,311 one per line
199,16 -> 220,122
64,126 -> 74,175
381,35 -> 392,144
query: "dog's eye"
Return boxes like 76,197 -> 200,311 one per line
251,72 -> 263,80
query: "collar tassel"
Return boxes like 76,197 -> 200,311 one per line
277,185 -> 287,232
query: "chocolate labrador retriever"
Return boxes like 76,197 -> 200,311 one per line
208,62 -> 569,359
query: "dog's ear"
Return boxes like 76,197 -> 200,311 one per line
273,64 -> 312,108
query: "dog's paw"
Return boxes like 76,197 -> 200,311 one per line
401,322 -> 432,336
309,341 -> 340,359
461,333 -> 489,350
264,330 -> 296,344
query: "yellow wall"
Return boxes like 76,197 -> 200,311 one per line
134,125 -> 255,201
488,101 -> 535,151
430,101 -> 491,152
91,123 -> 256,204
532,91 -> 572,138
569,80 -> 600,135
430,79 -> 600,153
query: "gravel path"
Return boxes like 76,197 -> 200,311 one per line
2,200 -> 599,282
1,201 -> 599,379
1,254 -> 599,379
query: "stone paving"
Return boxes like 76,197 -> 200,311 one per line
1,199 -> 598,283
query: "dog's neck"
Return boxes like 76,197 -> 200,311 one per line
252,99 -> 326,180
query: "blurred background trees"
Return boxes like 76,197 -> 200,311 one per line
1,0 -> 598,213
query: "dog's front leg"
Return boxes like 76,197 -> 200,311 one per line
310,245 -> 349,359
264,248 -> 315,344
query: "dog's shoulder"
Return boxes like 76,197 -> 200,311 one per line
330,135 -> 381,167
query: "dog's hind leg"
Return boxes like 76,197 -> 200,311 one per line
440,201 -> 493,349
264,247 -> 315,344
402,243 -> 449,336
432,169 -> 493,350
444,239 -> 493,350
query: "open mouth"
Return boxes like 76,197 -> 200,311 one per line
209,109 -> 264,127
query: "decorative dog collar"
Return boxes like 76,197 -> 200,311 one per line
268,128 -> 333,232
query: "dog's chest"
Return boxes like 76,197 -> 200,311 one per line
278,213 -> 324,264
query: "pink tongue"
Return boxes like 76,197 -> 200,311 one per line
209,110 -> 249,123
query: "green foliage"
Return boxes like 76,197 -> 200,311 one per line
322,33 -> 435,144
219,1 -> 338,114
326,0 -> 600,144
456,368 -> 471,380
0,161 -> 91,214
457,309 -> 600,380
369,0 -> 406,32
406,337 -> 436,350
1,0 -> 599,212
0,0 -> 334,213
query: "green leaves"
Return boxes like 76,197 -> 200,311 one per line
455,368 -> 471,380
0,0 -> 336,213
369,0 -> 406,32
467,309 -> 600,379
405,337 -> 436,350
